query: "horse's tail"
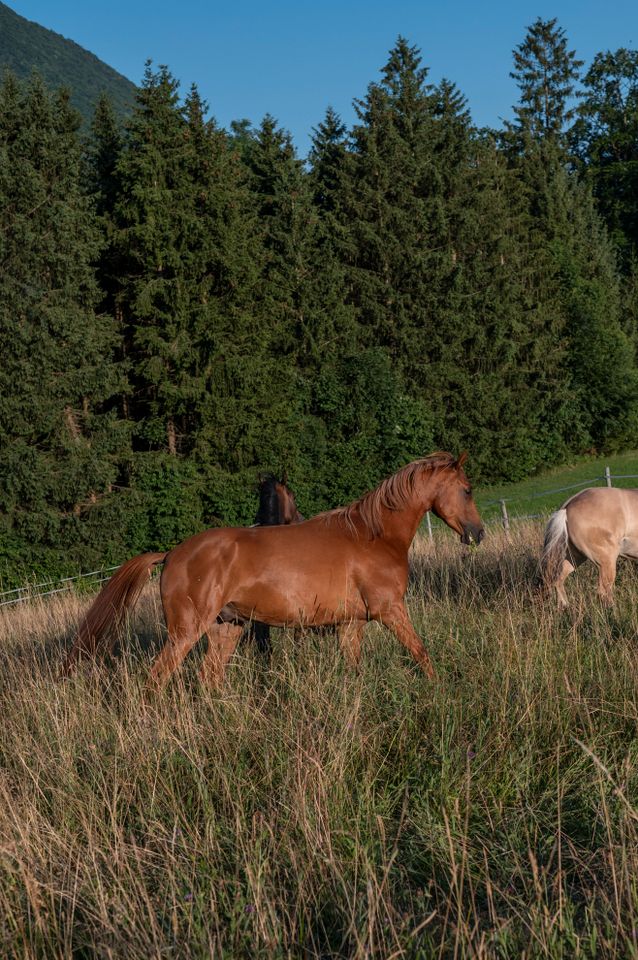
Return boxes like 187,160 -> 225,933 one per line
539,508 -> 569,592
61,551 -> 168,676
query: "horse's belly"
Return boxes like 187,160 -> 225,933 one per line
228,578 -> 365,628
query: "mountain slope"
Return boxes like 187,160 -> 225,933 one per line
0,2 -> 136,121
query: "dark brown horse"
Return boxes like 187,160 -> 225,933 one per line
253,472 -> 304,528
245,473 -> 303,654
62,452 -> 483,687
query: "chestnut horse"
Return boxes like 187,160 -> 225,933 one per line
62,452 -> 484,687
541,487 -> 638,607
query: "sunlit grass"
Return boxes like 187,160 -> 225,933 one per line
2,524 -> 638,957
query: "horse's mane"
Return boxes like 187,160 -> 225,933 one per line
254,475 -> 280,526
320,452 -> 457,540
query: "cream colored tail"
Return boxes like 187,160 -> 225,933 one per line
540,508 -> 569,591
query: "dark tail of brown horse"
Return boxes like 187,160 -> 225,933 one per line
61,551 -> 168,676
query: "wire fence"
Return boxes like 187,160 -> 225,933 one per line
0,567 -> 119,609
3,467 -> 638,607
480,466 -> 638,532
423,467 -> 638,539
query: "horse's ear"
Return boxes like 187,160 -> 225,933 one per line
455,451 -> 468,470
281,469 -> 288,486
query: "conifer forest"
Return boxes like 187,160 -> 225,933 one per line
2,19 -> 638,581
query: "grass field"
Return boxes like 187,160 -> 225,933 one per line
2,523 -> 638,957
475,449 -> 638,524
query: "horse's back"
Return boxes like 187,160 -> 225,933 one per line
163,517 -> 360,587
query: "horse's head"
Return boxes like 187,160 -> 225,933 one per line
256,473 -> 304,525
274,473 -> 304,524
430,452 -> 484,545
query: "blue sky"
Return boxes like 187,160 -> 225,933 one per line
7,1 -> 638,154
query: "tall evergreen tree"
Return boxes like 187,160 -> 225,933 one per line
308,107 -> 348,215
242,115 -> 320,358
428,127 -> 576,479
506,23 -> 638,456
181,99 -> 307,525
85,93 -> 123,218
113,63 -> 198,459
0,73 -> 126,576
571,48 -> 638,267
338,37 -> 446,375
334,40 -> 560,479
509,17 -> 583,145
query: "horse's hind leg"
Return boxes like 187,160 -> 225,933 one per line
147,598 -> 208,690
252,621 -> 271,658
555,558 -> 576,610
597,555 -> 617,607
199,623 -> 243,688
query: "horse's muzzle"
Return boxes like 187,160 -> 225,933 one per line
461,523 -> 485,545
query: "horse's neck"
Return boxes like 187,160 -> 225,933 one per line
373,483 -> 436,550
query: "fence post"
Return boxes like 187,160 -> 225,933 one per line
426,511 -> 433,542
499,499 -> 510,532
605,465 -> 612,487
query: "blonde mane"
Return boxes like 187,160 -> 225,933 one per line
321,452 -> 456,540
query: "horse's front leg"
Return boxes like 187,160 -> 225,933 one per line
377,604 -> 435,679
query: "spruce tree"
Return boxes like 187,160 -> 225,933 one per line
85,93 -> 123,218
509,17 -> 583,144
506,22 -> 638,456
572,49 -> 638,267
338,38 -> 444,374
428,127 -> 573,479
113,63 -> 198,456
182,101 -> 307,524
0,73 -> 126,577
308,107 -> 348,215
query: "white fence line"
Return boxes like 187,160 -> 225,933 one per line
2,468 -> 638,604
0,568 -> 119,609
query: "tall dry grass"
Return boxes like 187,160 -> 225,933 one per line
2,523 -> 638,957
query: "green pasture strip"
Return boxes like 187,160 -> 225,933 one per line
475,450 -> 638,523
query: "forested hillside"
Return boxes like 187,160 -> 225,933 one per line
1,19 -> 638,582
0,1 -> 135,120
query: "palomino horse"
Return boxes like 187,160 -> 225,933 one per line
62,452 -> 484,687
245,473 -> 304,654
541,487 -> 638,607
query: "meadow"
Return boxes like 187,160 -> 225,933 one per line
476,450 -> 638,523
2,522 -> 638,958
